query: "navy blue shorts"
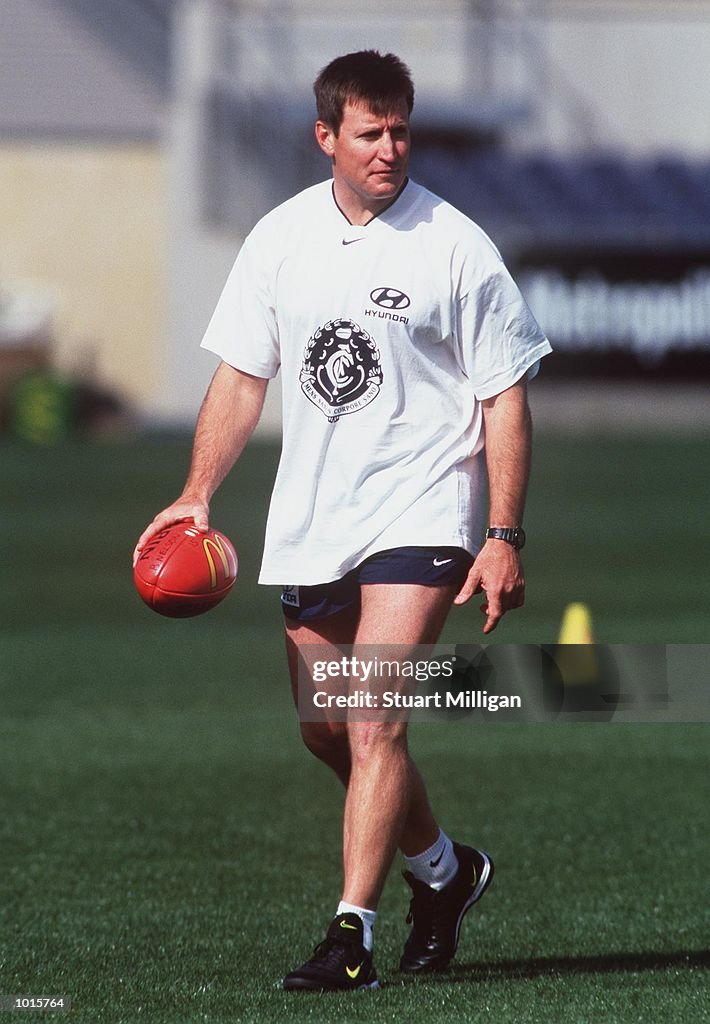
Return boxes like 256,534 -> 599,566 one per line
280,546 -> 474,622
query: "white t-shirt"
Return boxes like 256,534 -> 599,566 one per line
201,179 -> 551,585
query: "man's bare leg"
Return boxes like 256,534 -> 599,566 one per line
284,605 -> 358,785
340,583 -> 457,909
284,591 -> 450,862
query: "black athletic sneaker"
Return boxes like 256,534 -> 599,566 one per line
283,913 -> 380,991
399,843 -> 494,973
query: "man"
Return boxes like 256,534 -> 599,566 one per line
134,50 -> 551,991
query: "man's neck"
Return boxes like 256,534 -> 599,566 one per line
332,180 -> 407,227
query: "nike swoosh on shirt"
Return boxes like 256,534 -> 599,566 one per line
342,238 -> 365,245
432,558 -> 453,567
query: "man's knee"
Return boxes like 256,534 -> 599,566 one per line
347,720 -> 409,767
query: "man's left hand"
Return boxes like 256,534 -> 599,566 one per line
453,540 -> 525,634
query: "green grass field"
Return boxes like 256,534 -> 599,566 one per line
1,433 -> 708,1023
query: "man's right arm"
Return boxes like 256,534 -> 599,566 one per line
132,361 -> 268,564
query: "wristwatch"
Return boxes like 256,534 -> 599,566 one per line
485,526 -> 526,550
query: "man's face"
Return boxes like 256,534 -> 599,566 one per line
316,98 -> 411,220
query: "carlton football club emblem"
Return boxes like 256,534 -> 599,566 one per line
300,319 -> 383,422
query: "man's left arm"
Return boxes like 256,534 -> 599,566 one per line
454,379 -> 532,634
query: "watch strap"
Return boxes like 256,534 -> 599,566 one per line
485,526 -> 526,550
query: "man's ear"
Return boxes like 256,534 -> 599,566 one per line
315,120 -> 336,157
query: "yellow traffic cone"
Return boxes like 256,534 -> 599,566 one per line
556,602 -> 599,699
558,602 -> 594,644
555,603 -> 616,719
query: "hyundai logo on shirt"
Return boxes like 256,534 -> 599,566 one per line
369,287 -> 411,310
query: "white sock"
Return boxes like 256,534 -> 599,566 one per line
336,900 -> 376,952
403,829 -> 459,891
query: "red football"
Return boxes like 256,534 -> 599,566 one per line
134,521 -> 238,617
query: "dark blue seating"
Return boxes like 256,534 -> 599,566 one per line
410,148 -> 710,249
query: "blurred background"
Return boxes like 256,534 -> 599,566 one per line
1,0 -> 710,437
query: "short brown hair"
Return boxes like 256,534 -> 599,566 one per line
314,50 -> 414,134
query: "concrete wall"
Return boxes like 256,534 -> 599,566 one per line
513,0 -> 710,155
0,142 -> 166,414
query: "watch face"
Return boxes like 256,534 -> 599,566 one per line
515,528 -> 526,550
